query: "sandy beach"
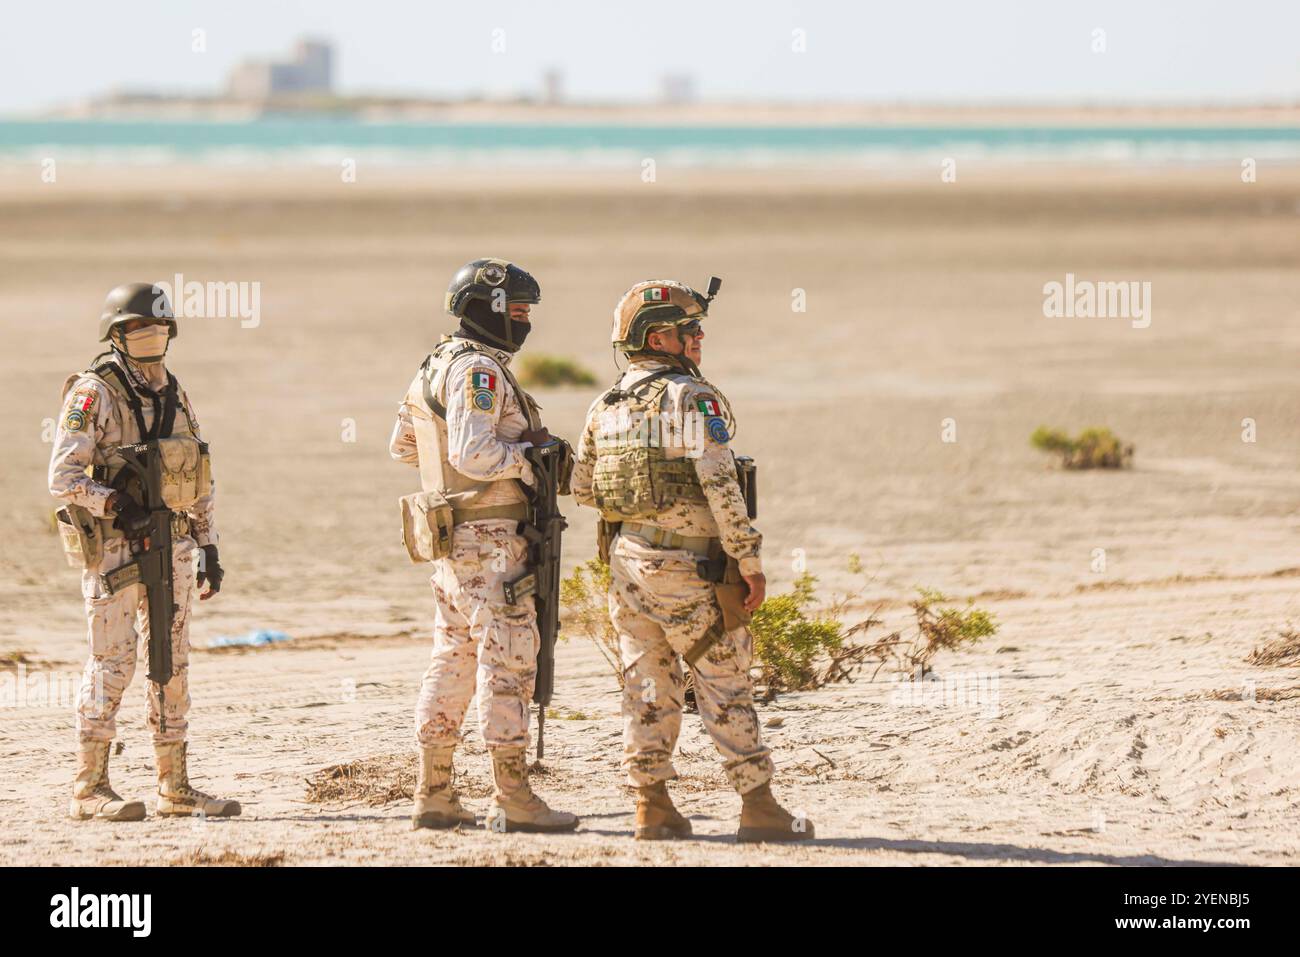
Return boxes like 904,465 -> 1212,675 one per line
1,162 -> 1298,865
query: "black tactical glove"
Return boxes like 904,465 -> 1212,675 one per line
111,493 -> 151,540
196,543 -> 224,597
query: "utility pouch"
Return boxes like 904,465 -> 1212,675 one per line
399,489 -> 456,564
198,441 -> 212,494
55,504 -> 103,568
597,518 -> 621,564
734,455 -> 757,520
697,551 -> 752,632
555,439 -> 575,497
101,559 -> 142,595
156,436 -> 204,510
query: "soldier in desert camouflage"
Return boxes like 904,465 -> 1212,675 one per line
390,258 -> 578,833
571,279 -> 814,842
50,282 -> 238,822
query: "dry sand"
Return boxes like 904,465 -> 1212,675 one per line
1,163 -> 1298,865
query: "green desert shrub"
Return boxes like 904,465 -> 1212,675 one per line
516,355 -> 598,388
1031,425 -> 1133,469
561,555 -> 998,699
559,557 -> 622,684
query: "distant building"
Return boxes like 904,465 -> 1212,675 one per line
659,74 -> 697,105
228,39 -> 335,100
541,69 -> 564,105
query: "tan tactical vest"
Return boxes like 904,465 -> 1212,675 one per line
409,337 -> 539,509
592,371 -> 708,521
61,358 -> 202,489
55,357 -> 208,565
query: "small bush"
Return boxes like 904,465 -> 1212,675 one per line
517,354 -> 598,388
563,554 -> 998,700
750,574 -> 845,692
755,576 -> 997,699
1031,425 -> 1133,469
559,557 -> 622,685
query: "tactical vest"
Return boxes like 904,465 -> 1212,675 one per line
55,357 -> 208,564
592,370 -> 708,521
409,337 -> 540,509
61,356 -> 203,491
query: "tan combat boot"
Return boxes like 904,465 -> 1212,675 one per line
635,781 -> 692,841
155,742 -> 241,817
736,783 -> 814,843
412,744 -> 477,830
486,747 -> 579,833
70,741 -> 146,822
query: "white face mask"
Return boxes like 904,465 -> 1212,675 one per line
118,325 -> 170,362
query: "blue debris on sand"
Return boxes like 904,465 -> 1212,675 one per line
207,629 -> 293,649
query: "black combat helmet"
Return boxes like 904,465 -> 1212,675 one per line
98,282 -> 177,343
445,258 -> 540,352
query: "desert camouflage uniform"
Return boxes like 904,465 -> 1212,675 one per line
48,352 -> 215,745
572,356 -> 773,793
390,337 -> 541,749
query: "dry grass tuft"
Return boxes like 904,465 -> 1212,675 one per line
305,753 -> 418,806
1198,686 -> 1300,702
175,849 -> 285,867
1247,630 -> 1300,668
0,650 -> 35,671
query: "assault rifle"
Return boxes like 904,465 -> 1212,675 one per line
503,438 -> 573,760
100,441 -> 176,732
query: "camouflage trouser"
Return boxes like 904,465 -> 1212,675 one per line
608,533 -> 773,794
76,536 -> 195,745
415,519 -> 539,750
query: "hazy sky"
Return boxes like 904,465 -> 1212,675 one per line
1,0 -> 1297,113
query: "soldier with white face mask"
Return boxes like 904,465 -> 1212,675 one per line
49,282 -> 238,822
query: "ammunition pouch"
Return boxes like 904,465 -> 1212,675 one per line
155,436 -> 209,511
55,504 -> 103,568
398,489 -> 456,563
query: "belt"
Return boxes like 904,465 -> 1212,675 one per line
620,522 -> 718,557
452,503 -> 528,525
98,511 -> 192,539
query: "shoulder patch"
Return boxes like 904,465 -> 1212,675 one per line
695,396 -> 721,417
467,369 -> 497,393
63,387 -> 98,432
706,417 -> 730,444
68,388 -> 98,415
465,367 -> 499,414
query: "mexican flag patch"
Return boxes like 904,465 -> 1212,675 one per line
696,397 -> 720,416
642,286 -> 671,303
469,370 -> 496,392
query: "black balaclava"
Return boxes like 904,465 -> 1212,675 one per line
460,299 -> 531,353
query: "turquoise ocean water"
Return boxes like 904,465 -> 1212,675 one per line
1,119 -> 1298,167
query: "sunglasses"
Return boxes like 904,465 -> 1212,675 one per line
676,320 -> 703,338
